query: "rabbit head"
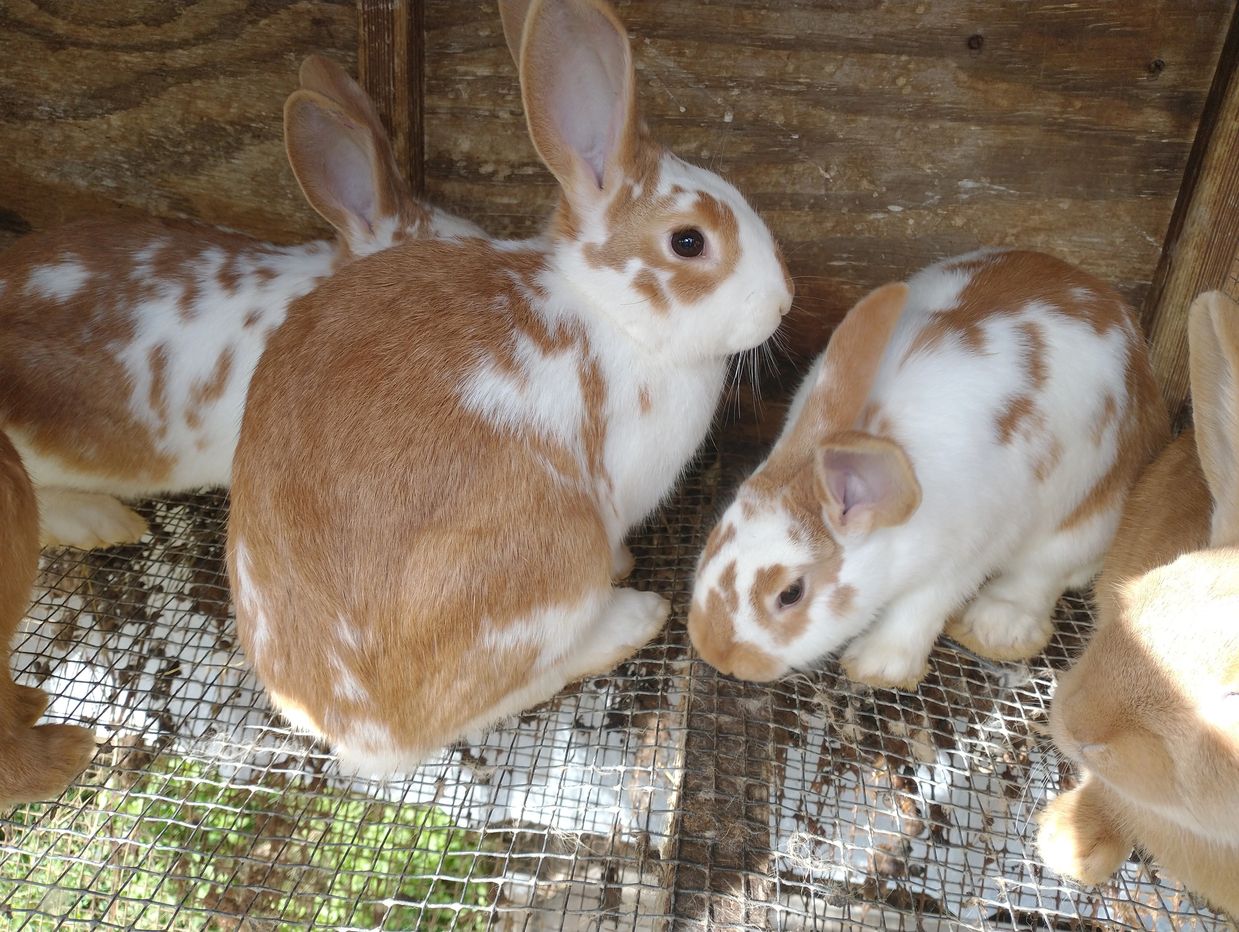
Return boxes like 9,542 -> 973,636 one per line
498,0 -> 793,358
688,283 -> 912,680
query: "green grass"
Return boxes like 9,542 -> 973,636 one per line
0,755 -> 493,930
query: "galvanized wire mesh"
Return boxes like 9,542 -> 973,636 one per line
0,449 -> 1232,930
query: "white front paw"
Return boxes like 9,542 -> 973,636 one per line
840,639 -> 930,690
948,594 -> 1054,662
615,588 -> 670,648
40,491 -> 148,549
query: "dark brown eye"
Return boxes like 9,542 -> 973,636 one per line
671,228 -> 705,258
777,578 -> 805,609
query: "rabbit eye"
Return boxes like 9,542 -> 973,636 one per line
670,228 -> 705,258
777,578 -> 805,609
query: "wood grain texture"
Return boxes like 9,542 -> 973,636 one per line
358,0 -> 425,197
1142,5 -> 1239,420
423,0 -> 1235,364
0,0 -> 356,246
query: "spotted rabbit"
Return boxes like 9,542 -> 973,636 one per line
689,250 -> 1167,689
228,0 -> 793,774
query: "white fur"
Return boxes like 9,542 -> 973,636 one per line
25,259 -> 90,302
702,251 -> 1144,681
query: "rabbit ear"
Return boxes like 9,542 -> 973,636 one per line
815,431 -> 921,536
284,88 -> 406,256
519,0 -> 639,201
1188,290 -> 1239,546
815,283 -> 909,432
298,55 -> 386,136
498,0 -> 536,66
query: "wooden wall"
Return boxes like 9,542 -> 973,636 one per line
0,0 -> 355,248
1,0 -> 1235,379
424,0 -> 1236,363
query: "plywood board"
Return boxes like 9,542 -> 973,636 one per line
0,0 -> 355,246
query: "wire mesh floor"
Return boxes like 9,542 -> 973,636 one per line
1,453 -> 1233,930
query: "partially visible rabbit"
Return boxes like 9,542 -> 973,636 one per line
0,55 -> 483,549
688,250 -> 1168,688
0,431 -> 96,808
228,0 -> 793,774
1037,291 -> 1239,917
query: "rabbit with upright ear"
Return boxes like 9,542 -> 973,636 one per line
1037,291 -> 1239,916
227,0 -> 793,775
689,250 -> 1168,689
0,431 -> 96,808
0,55 -> 483,550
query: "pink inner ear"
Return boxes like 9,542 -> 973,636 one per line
820,445 -> 906,531
294,104 -> 381,236
527,2 -> 631,190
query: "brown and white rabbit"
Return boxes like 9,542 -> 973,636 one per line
1037,291 -> 1239,917
227,0 -> 793,774
0,55 -> 483,550
0,431 -> 96,807
688,250 -> 1168,689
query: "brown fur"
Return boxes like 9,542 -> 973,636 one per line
1039,291 -> 1239,917
0,432 -> 95,808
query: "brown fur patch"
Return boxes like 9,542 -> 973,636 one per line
908,252 -> 1130,360
831,584 -> 857,617
582,182 -> 742,313
699,521 -> 735,567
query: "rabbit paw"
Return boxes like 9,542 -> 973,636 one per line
0,723 -> 96,808
567,589 -> 669,681
840,641 -> 929,691
1037,788 -> 1130,885
12,685 -> 49,726
611,588 -> 670,649
40,490 -> 148,549
947,594 -> 1054,662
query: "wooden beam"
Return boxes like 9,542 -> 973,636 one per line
357,0 -> 426,198
1142,5 -> 1239,422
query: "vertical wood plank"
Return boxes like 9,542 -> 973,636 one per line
1142,6 -> 1239,420
358,0 -> 426,197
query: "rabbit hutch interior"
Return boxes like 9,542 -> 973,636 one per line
1,0 -> 1238,929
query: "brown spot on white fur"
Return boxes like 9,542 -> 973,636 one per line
583,189 -> 742,313
688,560 -> 783,680
699,521 -> 735,567
908,252 -> 1130,360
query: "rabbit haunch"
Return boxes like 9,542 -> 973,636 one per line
0,219 -> 337,501
228,0 -> 792,775
689,250 -> 1167,690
